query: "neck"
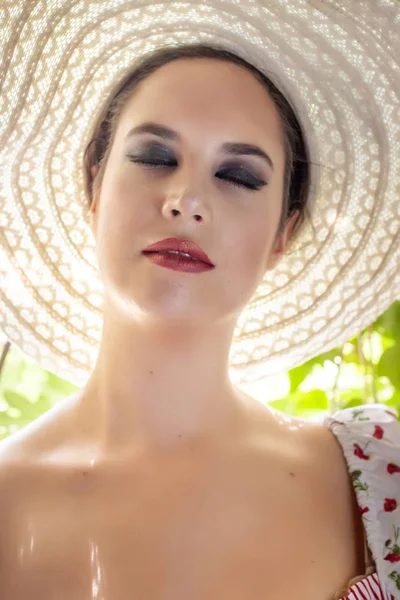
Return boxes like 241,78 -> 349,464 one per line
74,307 -> 254,460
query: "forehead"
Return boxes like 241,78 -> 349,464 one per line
117,58 -> 284,160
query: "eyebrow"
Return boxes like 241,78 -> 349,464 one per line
123,122 -> 274,171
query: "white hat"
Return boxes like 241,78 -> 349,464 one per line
1,0 -> 399,388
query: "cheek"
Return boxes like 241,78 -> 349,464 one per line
95,176 -> 150,256
218,217 -> 273,309
97,206 -> 133,257
228,217 -> 272,281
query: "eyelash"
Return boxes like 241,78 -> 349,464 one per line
126,154 -> 268,191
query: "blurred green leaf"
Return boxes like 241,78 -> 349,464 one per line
2,389 -> 51,421
377,344 -> 400,388
374,302 -> 400,341
294,389 -> 329,412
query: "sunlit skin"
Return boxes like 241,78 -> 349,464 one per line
74,57 -> 299,461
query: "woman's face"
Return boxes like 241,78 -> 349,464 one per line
89,58 -> 298,323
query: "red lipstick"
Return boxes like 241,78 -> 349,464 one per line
142,238 -> 214,266
143,252 -> 214,273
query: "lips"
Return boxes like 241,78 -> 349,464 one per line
142,238 -> 214,266
143,251 -> 214,273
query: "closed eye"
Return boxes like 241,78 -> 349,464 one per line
127,154 -> 268,191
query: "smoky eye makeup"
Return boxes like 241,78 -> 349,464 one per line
125,141 -> 175,164
125,141 -> 269,190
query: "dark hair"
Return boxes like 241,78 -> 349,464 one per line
84,43 -> 313,244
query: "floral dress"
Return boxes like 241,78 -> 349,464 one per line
321,404 -> 400,600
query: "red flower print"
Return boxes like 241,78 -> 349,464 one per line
373,425 -> 384,439
388,463 -> 400,474
360,506 -> 370,515
384,553 -> 400,563
384,498 -> 398,512
354,443 -> 370,460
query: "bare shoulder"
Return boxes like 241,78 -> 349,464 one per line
296,415 -> 367,571
300,415 -> 356,490
0,392 -> 79,466
0,395 -> 78,546
243,400 -> 367,584
243,393 -> 364,535
292,414 -> 359,505
0,408 -> 56,511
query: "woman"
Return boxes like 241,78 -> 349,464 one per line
0,2 -> 399,599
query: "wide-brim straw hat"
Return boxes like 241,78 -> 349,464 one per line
1,0 -> 399,389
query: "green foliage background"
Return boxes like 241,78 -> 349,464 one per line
0,299 -> 399,440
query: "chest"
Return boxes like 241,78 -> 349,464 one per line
0,450 -> 364,600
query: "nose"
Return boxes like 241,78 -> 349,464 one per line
168,207 -> 202,222
161,163 -> 210,223
162,193 -> 205,223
